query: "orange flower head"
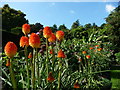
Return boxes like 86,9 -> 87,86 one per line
86,55 -> 91,59
95,45 -> 99,47
6,59 -> 11,66
82,51 -> 86,54
97,48 -> 102,51
57,49 -> 66,58
29,33 -> 41,48
20,36 -> 29,47
47,72 -> 55,82
89,47 -> 94,50
74,80 -> 80,88
22,24 -> 30,35
48,33 -> 56,42
4,41 -> 17,58
49,49 -> 53,54
56,31 -> 64,41
28,52 -> 32,59
43,26 -> 52,38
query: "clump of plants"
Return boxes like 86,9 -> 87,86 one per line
1,24 -> 113,89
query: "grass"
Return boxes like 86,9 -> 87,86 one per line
111,66 -> 120,90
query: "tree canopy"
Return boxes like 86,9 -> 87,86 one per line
2,4 -> 28,32
105,5 -> 120,52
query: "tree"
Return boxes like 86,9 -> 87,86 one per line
50,24 -> 57,33
58,24 -> 67,30
2,4 -> 28,32
71,19 -> 80,29
84,23 -> 92,30
105,5 -> 120,52
30,23 -> 44,33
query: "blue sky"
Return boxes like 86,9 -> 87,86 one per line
0,2 -> 118,29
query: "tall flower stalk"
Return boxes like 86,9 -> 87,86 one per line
56,30 -> 65,90
24,46 -> 30,88
46,38 -> 49,77
4,42 -> 17,89
58,59 -> 62,90
31,48 -> 36,89
48,33 -> 56,71
57,49 -> 65,90
29,33 -> 41,89
9,59 -> 17,89
36,48 -> 40,86
20,36 -> 30,88
43,26 -> 52,82
9,59 -> 17,90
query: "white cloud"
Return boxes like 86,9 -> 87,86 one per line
106,4 -> 115,13
70,10 -> 75,14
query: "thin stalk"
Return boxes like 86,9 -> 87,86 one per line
50,83 -> 53,90
51,44 -> 55,72
57,40 -> 62,90
46,38 -> 49,80
36,48 -> 40,86
32,48 -> 36,89
9,59 -> 17,90
78,63 -> 82,73
24,46 -> 30,89
83,56 -> 88,73
57,59 -> 61,90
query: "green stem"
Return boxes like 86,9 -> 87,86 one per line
9,59 -> 17,90
24,46 -> 30,89
46,38 -> 49,80
32,48 -> 36,89
52,45 -> 55,72
58,59 -> 61,90
36,48 -> 40,86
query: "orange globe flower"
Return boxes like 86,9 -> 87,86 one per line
97,48 -> 102,51
74,80 -> 80,88
6,59 -> 11,66
43,26 -> 52,38
4,41 -> 17,58
82,51 -> 86,54
89,47 -> 94,50
49,49 -> 53,54
47,72 -> 55,82
28,52 -> 32,59
56,31 -> 64,41
48,33 -> 56,42
29,33 -> 41,48
20,36 -> 29,47
57,49 -> 65,58
22,24 -> 30,35
95,45 -> 99,47
86,55 -> 91,59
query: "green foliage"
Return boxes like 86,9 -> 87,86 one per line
2,4 -> 28,32
58,24 -> 67,30
30,23 -> 43,33
51,24 -> 57,33
105,5 -> 120,52
71,19 -> 80,29
2,3 -> 120,90
11,27 -> 22,35
115,52 -> 120,64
